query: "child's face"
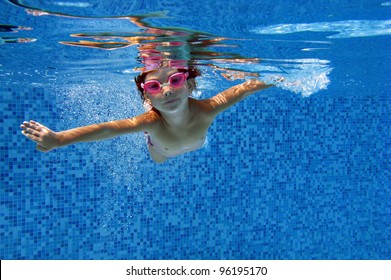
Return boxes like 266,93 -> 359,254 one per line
143,67 -> 192,112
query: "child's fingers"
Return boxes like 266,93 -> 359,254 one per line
21,121 -> 42,132
21,130 -> 32,138
22,126 -> 41,138
30,123 -> 41,131
21,120 -> 36,126
21,121 -> 33,130
29,120 -> 44,131
21,130 -> 39,142
23,127 -> 40,137
30,120 -> 41,127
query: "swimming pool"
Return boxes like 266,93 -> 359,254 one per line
1,0 -> 390,259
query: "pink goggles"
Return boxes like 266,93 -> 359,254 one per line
141,72 -> 188,94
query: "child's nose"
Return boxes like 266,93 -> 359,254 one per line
161,84 -> 172,96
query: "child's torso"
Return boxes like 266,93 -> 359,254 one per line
145,98 -> 215,158
148,119 -> 210,157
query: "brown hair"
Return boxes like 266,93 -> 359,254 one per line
134,67 -> 201,102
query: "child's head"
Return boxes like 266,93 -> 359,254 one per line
134,67 -> 201,106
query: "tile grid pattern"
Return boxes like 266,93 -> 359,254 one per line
1,84 -> 390,259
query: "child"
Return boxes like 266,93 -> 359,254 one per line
21,66 -> 275,163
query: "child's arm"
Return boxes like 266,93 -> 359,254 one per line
205,79 -> 275,116
21,114 -> 152,152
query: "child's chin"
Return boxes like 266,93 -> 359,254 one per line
162,98 -> 182,110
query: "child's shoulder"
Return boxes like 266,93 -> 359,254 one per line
190,97 -> 211,111
189,98 -> 219,121
130,109 -> 162,130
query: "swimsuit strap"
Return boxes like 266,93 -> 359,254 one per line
144,132 -> 154,147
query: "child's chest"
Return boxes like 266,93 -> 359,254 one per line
151,120 -> 210,156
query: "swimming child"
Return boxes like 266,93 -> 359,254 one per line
21,66 -> 277,163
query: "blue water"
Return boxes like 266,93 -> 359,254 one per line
1,0 -> 390,259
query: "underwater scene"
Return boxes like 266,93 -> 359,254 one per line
1,0 -> 390,259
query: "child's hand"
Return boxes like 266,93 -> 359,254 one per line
20,120 -> 59,152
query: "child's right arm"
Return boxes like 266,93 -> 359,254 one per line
205,79 -> 274,117
21,114 -> 152,152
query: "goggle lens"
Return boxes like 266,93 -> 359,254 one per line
142,72 -> 188,94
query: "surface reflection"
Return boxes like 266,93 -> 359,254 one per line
0,24 -> 35,44
7,0 -> 260,79
5,0 -> 333,95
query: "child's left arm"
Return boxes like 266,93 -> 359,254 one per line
205,79 -> 274,116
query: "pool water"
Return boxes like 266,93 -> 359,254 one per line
1,0 -> 390,259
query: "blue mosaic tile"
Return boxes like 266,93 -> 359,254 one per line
1,77 -> 390,260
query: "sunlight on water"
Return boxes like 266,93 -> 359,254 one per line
0,24 -> 36,44
4,0 -> 335,97
251,20 -> 391,39
53,2 -> 91,8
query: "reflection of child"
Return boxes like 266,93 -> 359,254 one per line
21,67 -> 275,163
